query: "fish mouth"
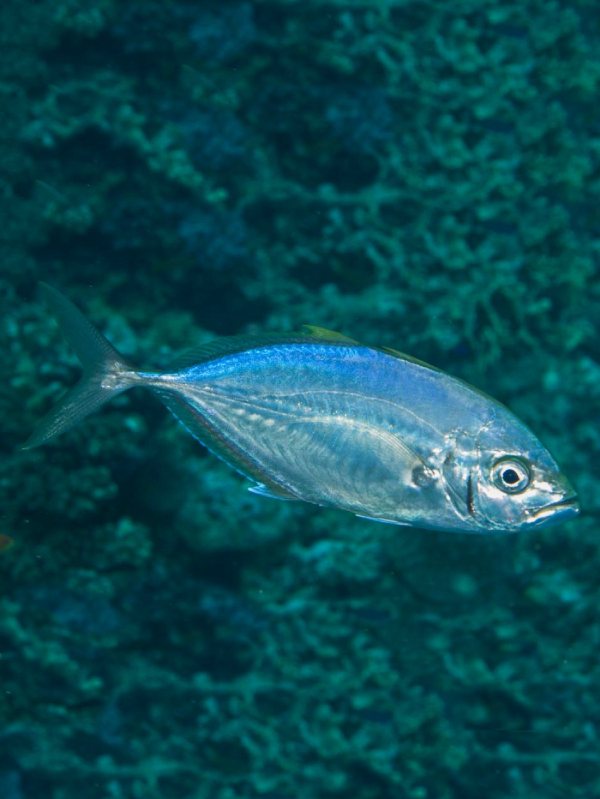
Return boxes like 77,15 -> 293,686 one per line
528,495 -> 580,526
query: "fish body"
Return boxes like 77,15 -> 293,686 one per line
25,285 -> 579,534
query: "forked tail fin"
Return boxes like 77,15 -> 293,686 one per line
23,283 -> 142,449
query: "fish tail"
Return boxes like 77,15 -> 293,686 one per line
23,283 -> 143,449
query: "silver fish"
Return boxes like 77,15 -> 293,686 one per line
25,284 -> 579,533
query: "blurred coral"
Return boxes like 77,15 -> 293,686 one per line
1,0 -> 599,797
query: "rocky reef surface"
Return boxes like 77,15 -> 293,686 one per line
1,1 -> 599,797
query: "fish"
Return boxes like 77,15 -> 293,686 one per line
24,284 -> 579,534
0,533 -> 14,554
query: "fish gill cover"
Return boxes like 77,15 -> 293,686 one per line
0,0 -> 599,798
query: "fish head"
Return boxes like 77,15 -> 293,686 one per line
442,414 -> 579,533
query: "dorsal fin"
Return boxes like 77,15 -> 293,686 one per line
375,345 -> 445,373
299,325 -> 360,345
170,329 -> 362,372
377,345 -> 406,359
170,333 -> 304,371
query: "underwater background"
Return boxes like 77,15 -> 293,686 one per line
1,1 -> 599,797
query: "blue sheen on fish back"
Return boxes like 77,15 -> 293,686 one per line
26,286 -> 580,534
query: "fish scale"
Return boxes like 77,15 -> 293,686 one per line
177,380 -> 424,512
25,284 -> 580,534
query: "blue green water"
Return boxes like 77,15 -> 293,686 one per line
1,1 -> 599,797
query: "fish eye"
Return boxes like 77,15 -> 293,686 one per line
491,457 -> 530,494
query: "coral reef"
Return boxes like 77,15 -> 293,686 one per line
1,0 -> 599,797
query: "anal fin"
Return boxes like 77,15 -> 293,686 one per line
355,514 -> 408,526
248,483 -> 298,501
